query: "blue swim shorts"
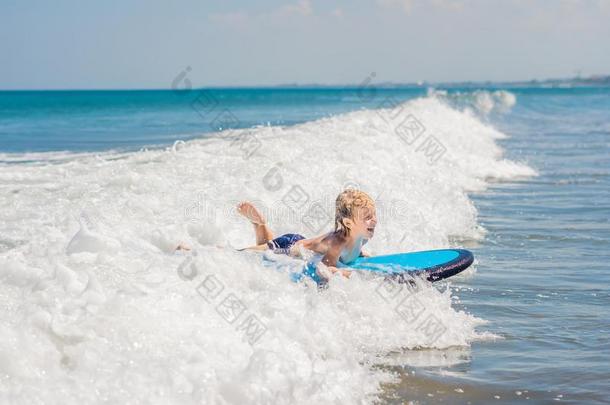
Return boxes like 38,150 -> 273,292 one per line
267,233 -> 305,254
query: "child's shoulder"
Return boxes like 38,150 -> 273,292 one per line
304,231 -> 344,249
320,231 -> 348,248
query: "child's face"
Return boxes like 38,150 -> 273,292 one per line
349,205 -> 377,239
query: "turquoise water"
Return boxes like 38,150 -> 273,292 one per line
0,88 -> 423,153
2,87 -> 606,154
1,86 -> 609,403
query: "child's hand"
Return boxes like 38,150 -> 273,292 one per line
335,267 -> 352,278
318,264 -> 351,279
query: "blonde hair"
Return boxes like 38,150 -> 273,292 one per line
334,189 -> 375,237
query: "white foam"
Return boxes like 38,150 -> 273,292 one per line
0,95 -> 535,404
428,88 -> 519,116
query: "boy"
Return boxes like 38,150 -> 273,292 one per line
237,189 -> 377,281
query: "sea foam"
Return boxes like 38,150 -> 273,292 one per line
0,95 -> 534,404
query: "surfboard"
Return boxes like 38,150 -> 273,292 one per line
272,248 -> 474,285
349,248 -> 474,282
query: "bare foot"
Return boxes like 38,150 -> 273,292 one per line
236,201 -> 266,225
175,243 -> 191,251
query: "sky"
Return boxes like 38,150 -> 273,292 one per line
1,0 -> 609,89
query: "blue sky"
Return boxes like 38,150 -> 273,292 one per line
1,0 -> 609,89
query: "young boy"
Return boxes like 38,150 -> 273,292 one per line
237,189 -> 377,281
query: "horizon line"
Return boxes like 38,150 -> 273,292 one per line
1,74 -> 608,92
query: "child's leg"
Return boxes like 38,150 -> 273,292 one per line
237,201 -> 274,245
237,243 -> 269,252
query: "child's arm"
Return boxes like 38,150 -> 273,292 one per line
320,241 -> 352,278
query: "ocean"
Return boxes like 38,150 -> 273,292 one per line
0,85 -> 608,404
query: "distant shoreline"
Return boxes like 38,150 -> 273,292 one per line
1,75 -> 609,91
276,74 -> 610,89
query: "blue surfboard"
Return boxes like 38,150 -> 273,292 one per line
349,248 -> 474,282
296,248 -> 474,284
